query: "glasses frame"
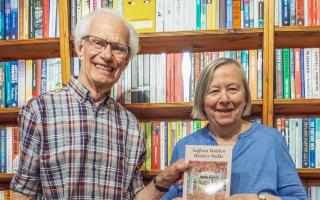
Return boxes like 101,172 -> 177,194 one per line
82,35 -> 130,58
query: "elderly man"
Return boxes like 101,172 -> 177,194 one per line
11,8 -> 189,200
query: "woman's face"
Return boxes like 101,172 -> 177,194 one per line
204,63 -> 247,128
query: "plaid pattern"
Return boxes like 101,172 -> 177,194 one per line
11,77 -> 146,200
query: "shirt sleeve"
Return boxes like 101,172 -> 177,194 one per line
275,136 -> 308,200
127,124 -> 147,199
10,103 -> 41,196
161,140 -> 185,200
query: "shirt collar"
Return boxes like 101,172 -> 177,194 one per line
68,76 -> 90,103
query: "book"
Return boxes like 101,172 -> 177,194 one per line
183,145 -> 233,200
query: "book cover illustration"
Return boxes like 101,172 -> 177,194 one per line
183,145 -> 233,200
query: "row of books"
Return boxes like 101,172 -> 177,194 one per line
305,186 -> 320,200
70,0 -> 264,34
275,0 -> 320,26
0,59 -> 62,108
0,190 -> 12,200
275,117 -> 320,168
141,120 -> 208,171
274,48 -> 320,99
141,119 -> 262,171
0,0 -> 60,40
73,50 -> 264,104
0,127 -> 19,173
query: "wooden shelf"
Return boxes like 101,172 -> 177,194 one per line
138,29 -> 264,54
125,100 -> 262,121
274,26 -> 320,48
70,29 -> 264,56
0,100 -> 262,124
274,99 -> 320,116
0,108 -> 20,126
0,38 -> 60,62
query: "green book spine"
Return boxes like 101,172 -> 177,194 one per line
282,48 -> 291,99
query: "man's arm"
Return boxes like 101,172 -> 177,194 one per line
12,192 -> 36,200
135,159 -> 189,200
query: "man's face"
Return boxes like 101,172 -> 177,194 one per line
77,14 -> 130,91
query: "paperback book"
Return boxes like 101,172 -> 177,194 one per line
183,145 -> 233,200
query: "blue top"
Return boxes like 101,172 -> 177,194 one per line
161,122 -> 308,200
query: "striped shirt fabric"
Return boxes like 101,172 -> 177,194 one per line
10,77 -> 146,200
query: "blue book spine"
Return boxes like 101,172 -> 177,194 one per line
300,49 -> 305,98
10,61 -> 18,107
226,0 -> 233,28
41,60 -> 47,95
241,50 -> 249,80
309,118 -> 316,168
4,0 -> 11,40
201,0 -> 207,30
302,118 -> 309,168
281,0 -> 290,26
0,0 -> 5,39
10,0 -> 18,39
5,61 -> 11,107
243,0 -> 250,27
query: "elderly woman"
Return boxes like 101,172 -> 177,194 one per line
162,58 -> 307,200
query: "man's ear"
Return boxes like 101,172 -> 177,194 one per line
75,44 -> 84,60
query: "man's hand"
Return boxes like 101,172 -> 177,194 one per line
155,159 -> 190,188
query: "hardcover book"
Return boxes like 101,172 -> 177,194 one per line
183,145 -> 233,200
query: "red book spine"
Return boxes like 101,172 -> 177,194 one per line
151,121 -> 161,170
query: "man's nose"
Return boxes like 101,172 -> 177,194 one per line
100,44 -> 113,60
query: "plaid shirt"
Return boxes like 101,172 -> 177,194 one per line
10,77 -> 146,200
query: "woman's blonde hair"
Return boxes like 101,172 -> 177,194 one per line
192,57 -> 252,120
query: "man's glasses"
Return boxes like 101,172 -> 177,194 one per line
83,35 -> 130,58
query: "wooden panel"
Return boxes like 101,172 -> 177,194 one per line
0,38 -> 60,61
0,108 -> 20,126
274,99 -> 320,116
58,0 -> 72,86
275,26 -> 320,48
139,29 -> 263,54
265,0 -> 275,126
125,100 -> 262,121
0,101 -> 262,125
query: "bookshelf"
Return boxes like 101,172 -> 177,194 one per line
0,0 -> 319,192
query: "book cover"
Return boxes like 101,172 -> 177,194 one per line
183,145 -> 233,200
123,0 -> 156,33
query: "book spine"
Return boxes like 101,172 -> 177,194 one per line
4,0 -> 11,40
282,48 -> 291,99
302,118 -> 309,168
151,121 -> 161,170
309,118 -> 316,168
0,63 -> 5,108
289,0 -> 296,25
5,62 -> 11,107
315,118 -> 320,168
10,0 -> 18,39
0,0 -> 4,39
275,49 -> 283,98
294,48 -> 302,99
289,49 -> 295,99
296,0 -> 304,25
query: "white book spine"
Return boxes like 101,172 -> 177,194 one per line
149,54 -> 156,103
311,48 -> 320,98
253,0 -> 259,27
156,0 -> 164,32
160,121 -> 165,170
182,52 -> 191,102
304,0 -> 308,25
164,0 -> 174,31
304,48 -> 312,99
6,127 -> 12,173
18,60 -> 26,107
